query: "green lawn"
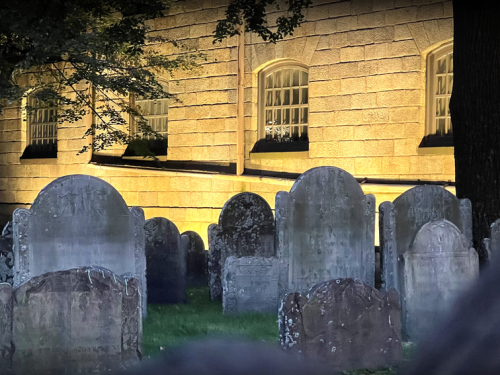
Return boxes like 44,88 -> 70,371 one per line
142,287 -> 405,374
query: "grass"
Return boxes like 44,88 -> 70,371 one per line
142,287 -> 409,374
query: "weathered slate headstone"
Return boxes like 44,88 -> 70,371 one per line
8,267 -> 141,375
223,256 -> 280,315
182,230 -> 208,287
11,174 -> 147,317
483,218 -> 500,260
208,192 -> 275,301
379,185 -> 472,294
0,282 -> 13,373
145,217 -> 189,304
403,220 -> 479,342
276,166 -> 375,297
0,223 -> 13,285
279,278 -> 402,372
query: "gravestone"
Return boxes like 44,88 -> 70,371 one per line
6,267 -> 141,375
182,231 -> 208,287
208,192 -> 275,301
483,218 -> 500,259
145,217 -> 189,304
279,278 -> 402,372
379,185 -> 472,294
276,166 -> 375,297
0,223 -> 13,284
0,282 -> 13,372
11,174 -> 147,317
403,220 -> 479,342
223,256 -> 280,315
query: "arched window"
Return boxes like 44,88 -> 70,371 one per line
424,42 -> 453,147
255,62 -> 309,153
22,93 -> 58,159
135,81 -> 169,156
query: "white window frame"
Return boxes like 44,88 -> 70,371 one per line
258,62 -> 309,143
426,42 -> 453,143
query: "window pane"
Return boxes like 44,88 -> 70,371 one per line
301,126 -> 308,140
266,110 -> 273,125
436,98 -> 446,116
274,109 -> 281,125
292,108 -> 299,124
301,87 -> 308,104
437,57 -> 446,74
274,71 -> 281,88
283,70 -> 290,87
266,91 -> 273,106
291,126 -> 299,141
266,75 -> 273,89
301,108 -> 308,124
265,126 -> 272,140
283,126 -> 290,141
437,76 -> 446,95
292,70 -> 300,86
436,118 -> 446,135
448,53 -> 453,73
283,90 -> 290,105
274,90 -> 281,106
274,126 -> 281,141
301,71 -> 308,85
292,89 -> 299,105
283,108 -> 290,125
448,75 -> 453,94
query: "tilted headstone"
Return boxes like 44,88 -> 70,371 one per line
223,256 -> 280,315
208,192 -> 275,301
403,220 -> 479,342
483,218 -> 500,260
145,217 -> 189,304
182,231 -> 208,288
11,174 -> 147,317
0,222 -> 13,285
379,185 -> 472,294
276,166 -> 375,297
279,278 -> 402,372
0,282 -> 13,372
5,267 -> 141,375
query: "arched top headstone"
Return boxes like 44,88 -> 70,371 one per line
219,192 -> 274,230
379,185 -> 472,293
182,231 -> 205,253
276,166 -> 375,295
208,192 -> 276,301
11,174 -> 146,317
145,217 -> 189,304
408,219 -> 471,255
182,231 -> 208,288
483,218 -> 500,260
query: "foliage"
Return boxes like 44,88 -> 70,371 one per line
0,0 -> 204,156
214,0 -> 312,43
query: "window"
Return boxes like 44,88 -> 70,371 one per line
423,42 -> 453,147
135,96 -> 169,155
22,95 -> 58,158
255,63 -> 309,153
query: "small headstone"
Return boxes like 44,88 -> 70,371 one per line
11,174 -> 147,317
276,167 -> 375,297
223,256 -> 280,315
9,267 -> 142,374
0,222 -> 13,285
182,231 -> 208,288
379,185 -> 472,293
208,192 -> 275,301
483,218 -> 500,259
279,278 -> 402,372
403,219 -> 479,342
145,217 -> 189,304
0,283 -> 13,372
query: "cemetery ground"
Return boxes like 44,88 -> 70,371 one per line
142,287 -> 407,375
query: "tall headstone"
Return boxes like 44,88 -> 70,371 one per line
0,223 -> 13,285
279,278 -> 402,372
208,192 -> 275,301
182,231 -> 208,288
223,256 -> 280,315
483,218 -> 500,259
145,217 -> 189,304
8,267 -> 142,375
11,174 -> 147,317
0,283 -> 13,372
403,220 -> 479,342
379,185 -> 472,294
276,166 -> 375,297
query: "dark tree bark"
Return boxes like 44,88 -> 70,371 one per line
450,3 -> 500,262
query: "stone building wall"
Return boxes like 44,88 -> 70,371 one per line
0,0 -> 455,245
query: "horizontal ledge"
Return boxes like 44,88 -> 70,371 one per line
20,157 -> 58,164
249,151 -> 309,160
417,146 -> 454,155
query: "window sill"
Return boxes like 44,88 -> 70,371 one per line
250,151 -> 309,160
20,157 -> 58,164
417,147 -> 454,155
122,155 -> 168,162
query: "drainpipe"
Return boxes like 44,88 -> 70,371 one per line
236,22 -> 245,176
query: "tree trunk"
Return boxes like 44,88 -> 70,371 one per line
450,3 -> 500,262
